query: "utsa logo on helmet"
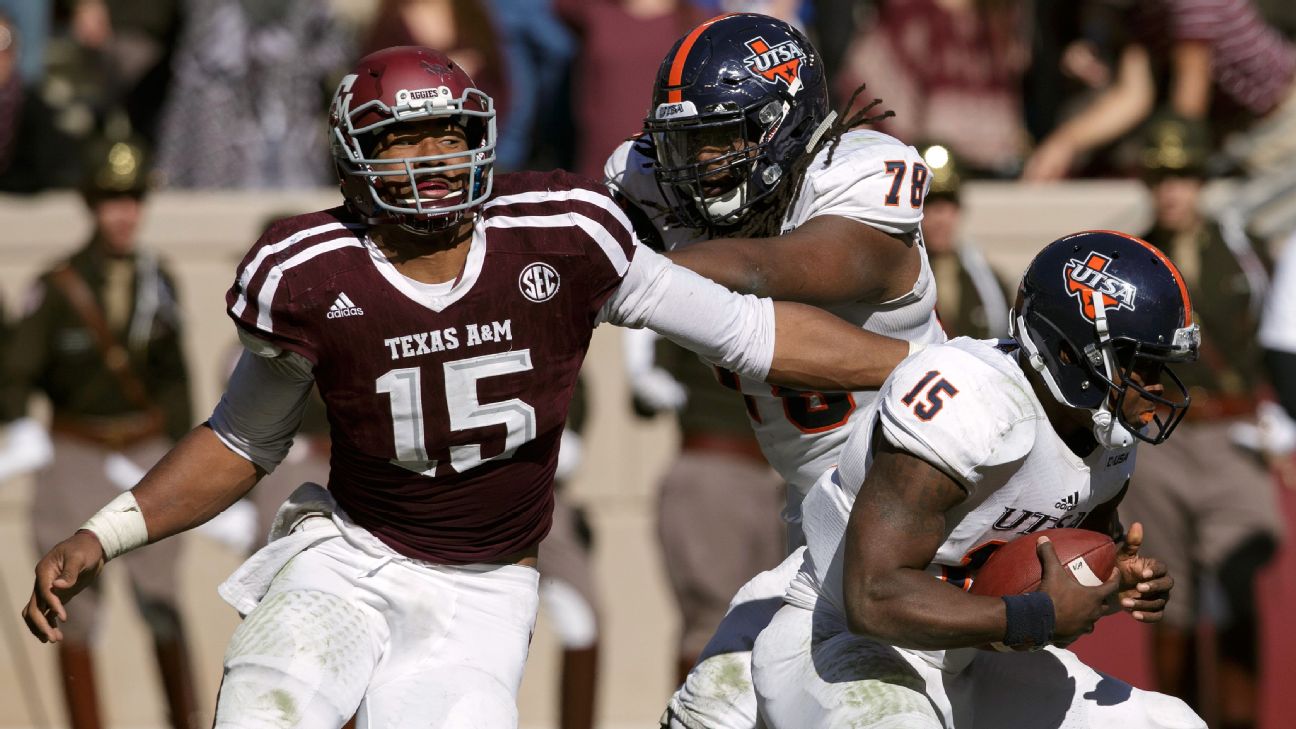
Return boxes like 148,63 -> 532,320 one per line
1064,252 -> 1137,322
743,36 -> 806,87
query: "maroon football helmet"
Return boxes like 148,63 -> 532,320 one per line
330,46 -> 496,231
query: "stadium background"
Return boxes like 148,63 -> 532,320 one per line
0,183 -> 1291,728
1,0 -> 1295,726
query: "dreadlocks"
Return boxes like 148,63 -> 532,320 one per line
733,83 -> 895,240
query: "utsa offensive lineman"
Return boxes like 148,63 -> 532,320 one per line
610,13 -> 943,517
21,47 -> 915,729
754,231 -> 1206,728
605,14 -> 944,728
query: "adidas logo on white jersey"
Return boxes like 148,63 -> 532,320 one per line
327,292 -> 364,319
1054,492 -> 1079,511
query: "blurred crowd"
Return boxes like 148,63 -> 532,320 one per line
0,0 -> 1292,193
1,1 -> 1295,729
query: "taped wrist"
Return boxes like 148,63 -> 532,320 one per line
79,491 -> 149,561
1002,592 -> 1055,648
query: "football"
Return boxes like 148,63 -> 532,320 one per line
968,528 -> 1117,597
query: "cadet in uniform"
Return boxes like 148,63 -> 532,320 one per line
917,143 -> 1012,340
1119,114 -> 1284,729
3,137 -> 201,729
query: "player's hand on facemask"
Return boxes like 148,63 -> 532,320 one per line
1037,536 -> 1120,643
21,531 -> 106,643
1112,522 -> 1173,623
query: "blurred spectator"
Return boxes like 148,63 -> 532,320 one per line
1024,0 -> 1296,182
0,10 -> 113,192
61,0 -> 181,142
1255,0 -> 1296,39
0,137 -> 201,729
487,0 -> 576,170
916,142 -> 1011,338
0,0 -> 48,85
0,11 -> 22,177
153,0 -> 353,189
810,0 -> 863,81
624,329 -> 784,685
556,0 -> 706,179
1263,235 -> 1296,421
364,0 -> 509,127
1117,115 -> 1283,729
690,0 -> 805,24
835,0 -> 1032,177
1260,232 -> 1296,489
537,375 -> 601,729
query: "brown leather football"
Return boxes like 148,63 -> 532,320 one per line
968,528 -> 1117,596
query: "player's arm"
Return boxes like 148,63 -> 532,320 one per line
602,247 -> 910,391
1022,43 -> 1156,181
843,435 -> 1118,650
768,300 -> 910,389
841,434 -> 1009,649
666,214 -> 920,305
22,347 -> 312,643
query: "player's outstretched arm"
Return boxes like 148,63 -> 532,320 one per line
666,215 -> 920,306
603,246 -> 911,391
22,425 -> 259,643
842,435 -> 1117,650
22,347 -> 311,643
767,301 -> 910,390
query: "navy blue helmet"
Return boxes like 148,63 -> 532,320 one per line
1010,230 -> 1200,446
644,13 -> 831,231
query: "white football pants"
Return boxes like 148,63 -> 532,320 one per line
752,602 -> 1208,729
662,548 -> 806,729
214,536 -> 540,729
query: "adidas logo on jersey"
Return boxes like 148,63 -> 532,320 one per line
327,292 -> 364,319
1054,492 -> 1080,511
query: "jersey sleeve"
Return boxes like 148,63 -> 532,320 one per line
548,170 -> 642,318
604,136 -> 673,252
600,247 -> 774,382
225,220 -> 321,363
797,132 -> 927,236
875,345 -> 1036,494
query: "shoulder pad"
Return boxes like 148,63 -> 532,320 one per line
878,339 -> 1038,492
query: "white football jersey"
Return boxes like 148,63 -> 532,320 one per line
605,129 -> 946,492
788,337 -> 1137,668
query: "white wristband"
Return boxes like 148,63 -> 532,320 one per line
80,491 -> 150,561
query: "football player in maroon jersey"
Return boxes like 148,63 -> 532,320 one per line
22,46 -> 916,729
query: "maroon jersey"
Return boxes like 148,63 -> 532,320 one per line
227,170 -> 637,564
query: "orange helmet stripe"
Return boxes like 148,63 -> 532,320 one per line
666,14 -> 736,103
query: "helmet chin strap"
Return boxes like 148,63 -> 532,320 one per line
1011,311 -> 1070,405
1089,295 -> 1135,448
1011,307 -> 1135,449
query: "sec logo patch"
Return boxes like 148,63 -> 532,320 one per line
519,262 -> 560,303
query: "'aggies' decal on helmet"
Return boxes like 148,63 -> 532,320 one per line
1064,252 -> 1138,322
